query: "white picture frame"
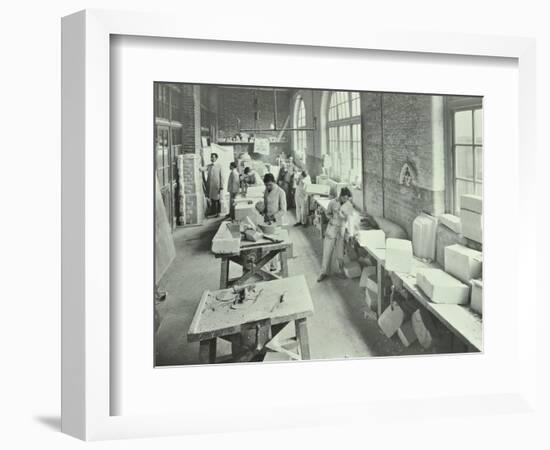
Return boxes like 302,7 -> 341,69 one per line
61,9 -> 539,441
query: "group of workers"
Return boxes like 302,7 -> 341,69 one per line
202,151 -> 355,282
200,152 -> 259,219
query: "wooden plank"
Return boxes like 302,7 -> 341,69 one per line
188,290 -> 210,336
365,277 -> 378,294
188,276 -> 314,342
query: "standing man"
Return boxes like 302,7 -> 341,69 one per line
226,161 -> 240,219
259,173 -> 287,225
294,169 -> 311,227
277,162 -> 291,207
257,173 -> 287,271
200,152 -> 223,218
317,187 -> 353,282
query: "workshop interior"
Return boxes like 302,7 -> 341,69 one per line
154,83 -> 483,366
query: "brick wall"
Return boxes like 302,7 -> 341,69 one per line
181,85 -> 201,154
362,93 -> 446,236
179,85 -> 205,224
180,154 -> 204,225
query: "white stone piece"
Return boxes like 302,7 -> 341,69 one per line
412,213 -> 437,260
343,261 -> 361,279
416,268 -> 470,305
211,222 -> 241,254
357,230 -> 386,249
412,309 -> 433,349
365,286 -> 377,311
460,209 -> 482,243
470,279 -> 483,316
397,321 -> 418,347
378,303 -> 404,338
235,203 -> 259,225
444,244 -> 482,283
440,214 -> 462,234
305,183 -> 330,196
461,194 -> 482,214
359,266 -> 376,287
385,238 -> 413,273
245,185 -> 265,198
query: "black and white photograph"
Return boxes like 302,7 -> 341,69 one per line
154,83 -> 483,366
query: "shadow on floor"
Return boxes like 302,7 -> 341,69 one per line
34,415 -> 61,432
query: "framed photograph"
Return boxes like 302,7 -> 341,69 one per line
62,9 -> 538,441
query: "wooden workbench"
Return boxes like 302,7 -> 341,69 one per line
396,268 -> 483,352
357,239 -> 482,352
212,221 -> 292,288
187,275 -> 315,363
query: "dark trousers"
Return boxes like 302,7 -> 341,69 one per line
229,192 -> 237,219
209,199 -> 221,216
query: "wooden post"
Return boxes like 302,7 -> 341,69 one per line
279,250 -> 289,278
220,259 -> 229,288
295,318 -> 311,360
199,338 -> 217,364
377,261 -> 384,317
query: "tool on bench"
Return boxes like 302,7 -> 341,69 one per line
230,284 -> 264,309
270,290 -> 287,312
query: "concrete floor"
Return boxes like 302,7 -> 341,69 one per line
156,210 -> 427,366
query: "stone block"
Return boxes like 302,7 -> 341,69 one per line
416,268 -> 470,305
460,209 -> 482,243
444,244 -> 482,284
461,194 -> 482,214
385,238 -> 413,273
378,303 -> 404,338
397,320 -> 418,347
440,214 -> 461,234
470,279 -> 483,315
357,230 -> 386,249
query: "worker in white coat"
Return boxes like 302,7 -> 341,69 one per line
293,170 -> 311,227
317,187 -> 353,282
260,172 -> 287,224
257,173 -> 287,271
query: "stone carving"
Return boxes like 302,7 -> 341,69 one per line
399,162 -> 417,187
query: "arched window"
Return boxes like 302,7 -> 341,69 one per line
293,97 -> 307,163
327,91 -> 361,185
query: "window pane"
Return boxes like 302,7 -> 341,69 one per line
351,92 -> 361,116
339,125 -> 350,142
475,146 -> 483,181
455,146 -> 474,180
454,110 -> 473,144
455,179 -> 475,211
474,109 -> 483,145
474,182 -> 483,197
157,168 -> 164,185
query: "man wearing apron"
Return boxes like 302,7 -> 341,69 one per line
317,187 -> 353,282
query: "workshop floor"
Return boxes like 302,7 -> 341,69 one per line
155,211 -> 427,366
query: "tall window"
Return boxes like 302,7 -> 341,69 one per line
327,91 -> 362,185
452,107 -> 483,213
294,97 -> 307,163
